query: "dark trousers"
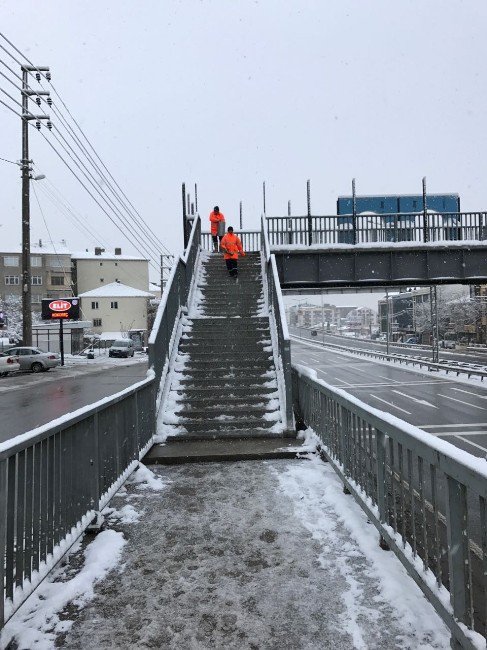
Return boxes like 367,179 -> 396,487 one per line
225,258 -> 238,277
211,235 -> 223,244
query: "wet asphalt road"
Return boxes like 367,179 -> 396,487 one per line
0,361 -> 148,443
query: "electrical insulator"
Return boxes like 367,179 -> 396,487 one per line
35,73 -> 41,81
35,121 -> 41,130
46,72 -> 51,81
36,97 -> 41,106
47,97 -> 52,106
47,121 -> 52,130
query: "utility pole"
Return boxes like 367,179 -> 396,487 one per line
262,181 -> 266,215
21,65 -> 51,345
239,201 -> 243,230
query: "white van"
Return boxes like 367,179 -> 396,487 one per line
109,339 -> 135,358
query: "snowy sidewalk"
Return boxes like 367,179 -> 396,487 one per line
2,456 -> 450,649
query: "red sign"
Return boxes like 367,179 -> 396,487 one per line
49,300 -> 72,312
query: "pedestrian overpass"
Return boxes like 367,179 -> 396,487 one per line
2,214 -> 487,649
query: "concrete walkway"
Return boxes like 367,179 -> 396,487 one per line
54,456 -> 449,649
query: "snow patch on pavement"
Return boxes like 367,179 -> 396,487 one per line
126,462 -> 166,491
0,530 -> 126,650
275,455 -> 451,649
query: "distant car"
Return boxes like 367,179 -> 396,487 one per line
109,339 -> 135,358
311,330 -> 318,337
0,354 -> 20,377
440,340 -> 456,349
405,336 -> 419,345
0,347 -> 60,373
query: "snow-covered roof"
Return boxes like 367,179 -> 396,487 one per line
72,251 -> 148,261
1,243 -> 71,256
79,282 -> 154,298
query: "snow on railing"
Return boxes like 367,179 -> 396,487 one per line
293,365 -> 487,649
261,216 -> 293,429
149,216 -> 201,390
0,375 -> 155,631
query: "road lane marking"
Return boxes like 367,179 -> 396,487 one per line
391,390 -> 438,408
420,423 -> 487,429
376,374 -> 401,383
438,431 -> 487,437
451,387 -> 487,400
331,375 -> 355,387
454,435 -> 487,453
369,394 -> 411,415
316,368 -> 329,376
309,357 -> 322,364
436,394 -> 487,411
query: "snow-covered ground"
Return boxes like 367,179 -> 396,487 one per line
2,455 -> 451,649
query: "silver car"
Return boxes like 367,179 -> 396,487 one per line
0,346 -> 61,373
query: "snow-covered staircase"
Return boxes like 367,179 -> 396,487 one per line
161,251 -> 290,440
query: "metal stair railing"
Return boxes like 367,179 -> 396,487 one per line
149,215 -> 201,391
261,215 -> 293,429
0,375 -> 155,631
293,364 -> 487,649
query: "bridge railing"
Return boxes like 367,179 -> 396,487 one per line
201,230 -> 261,252
267,212 -> 487,246
293,364 -> 487,649
261,216 -> 293,429
149,215 -> 201,389
0,375 -> 155,630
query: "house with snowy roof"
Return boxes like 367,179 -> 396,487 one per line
78,282 -> 154,336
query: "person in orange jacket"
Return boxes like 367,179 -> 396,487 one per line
209,206 -> 225,252
220,226 -> 245,280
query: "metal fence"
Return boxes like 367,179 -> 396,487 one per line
290,326 -> 487,381
0,375 -> 155,630
261,216 -> 293,429
267,212 -> 487,246
293,365 -> 487,648
201,230 -> 261,253
149,216 -> 200,388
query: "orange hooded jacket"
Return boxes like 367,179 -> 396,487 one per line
209,210 -> 225,236
220,232 -> 245,260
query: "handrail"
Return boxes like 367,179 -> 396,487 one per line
261,215 -> 293,429
0,375 -> 155,630
266,211 -> 487,246
149,215 -> 201,389
292,364 -> 487,649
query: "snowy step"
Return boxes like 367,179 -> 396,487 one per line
176,363 -> 275,374
168,428 -> 287,442
171,386 -> 279,398
175,379 -> 277,390
171,397 -> 279,409
173,407 -> 278,420
169,419 -> 280,433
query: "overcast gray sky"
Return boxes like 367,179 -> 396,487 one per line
1,0 -> 486,299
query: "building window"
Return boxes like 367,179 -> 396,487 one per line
110,301 -> 118,309
51,275 -> 64,286
91,301 -> 99,310
31,276 -> 42,286
5,276 -> 19,285
100,278 -> 104,282
31,256 -> 42,267
93,318 -> 102,327
4,256 -> 19,267
32,294 -> 41,304
99,262 -> 103,266
115,262 -> 118,266
50,259 -> 65,268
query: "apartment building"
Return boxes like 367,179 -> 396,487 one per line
0,241 -> 72,307
71,247 -> 149,295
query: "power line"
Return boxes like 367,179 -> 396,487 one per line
48,126 -> 163,265
48,127 -> 162,267
0,96 -> 20,117
1,32 -> 172,257
0,155 -> 18,165
30,122 -> 160,275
